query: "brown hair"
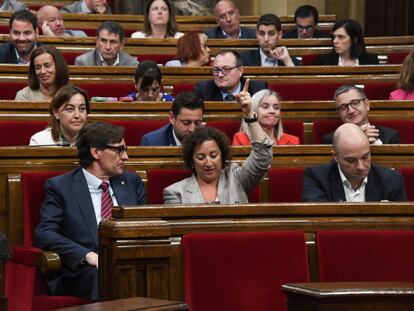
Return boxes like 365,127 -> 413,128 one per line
28,45 -> 69,92
143,0 -> 178,38
176,32 -> 205,64
49,84 -> 90,142
397,50 -> 414,92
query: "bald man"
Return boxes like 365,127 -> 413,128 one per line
302,123 -> 407,202
37,5 -> 86,37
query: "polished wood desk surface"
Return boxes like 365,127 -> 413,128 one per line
282,282 -> 414,311
57,297 -> 188,311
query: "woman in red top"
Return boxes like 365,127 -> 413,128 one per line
233,89 -> 300,146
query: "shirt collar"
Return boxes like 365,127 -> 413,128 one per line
260,48 -> 278,66
220,82 -> 241,100
98,51 -> 120,66
81,0 -> 93,13
172,127 -> 182,146
338,55 -> 359,66
82,168 -> 108,190
14,48 -> 30,65
222,28 -> 242,39
338,164 -> 368,191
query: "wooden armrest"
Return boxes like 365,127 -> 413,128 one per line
36,250 -> 61,275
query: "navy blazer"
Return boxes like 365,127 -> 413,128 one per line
323,125 -> 400,144
140,123 -> 176,146
0,41 -> 41,64
315,52 -> 379,65
240,48 -> 300,66
34,167 -> 145,293
204,26 -> 256,39
195,78 -> 267,101
302,160 -> 407,202
282,29 -> 331,39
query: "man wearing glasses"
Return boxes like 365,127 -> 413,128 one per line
283,5 -> 330,39
205,0 -> 255,39
195,50 -> 267,101
35,122 -> 145,302
302,123 -> 406,202
323,85 -> 400,144
241,13 -> 299,67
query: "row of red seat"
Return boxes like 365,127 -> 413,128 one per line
1,119 -> 413,147
0,80 -> 398,100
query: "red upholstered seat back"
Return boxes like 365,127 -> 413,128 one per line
147,169 -> 193,204
23,172 -> 63,246
173,84 -> 195,97
301,54 -> 318,66
269,82 -> 343,100
387,52 -> 409,64
317,230 -> 414,282
399,168 -> 414,201
206,120 -> 240,140
0,120 -> 48,146
364,82 -> 396,100
61,51 -> 83,65
283,120 -> 304,144
0,81 -> 27,99
312,120 -> 341,144
269,168 -> 304,202
108,120 -> 168,146
183,231 -> 309,311
77,82 -> 134,98
137,54 -> 176,65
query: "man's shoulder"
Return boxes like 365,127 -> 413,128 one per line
0,42 -> 13,61
204,27 -> 220,38
313,30 -> 331,38
119,51 -> 139,66
60,1 -> 81,13
141,124 -> 172,146
371,164 -> 402,179
305,161 -> 336,177
74,50 -> 95,65
282,30 -> 298,39
240,27 -> 256,38
240,49 -> 260,65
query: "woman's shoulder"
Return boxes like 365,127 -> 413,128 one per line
174,32 -> 184,38
165,59 -> 183,67
390,88 -> 414,100
15,86 -> 31,101
278,133 -> 300,145
29,128 -> 55,146
232,131 -> 250,146
161,92 -> 174,101
131,31 -> 146,38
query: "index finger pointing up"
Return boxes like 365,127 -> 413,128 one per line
242,79 -> 250,93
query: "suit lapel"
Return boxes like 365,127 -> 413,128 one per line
365,167 -> 381,201
183,175 -> 205,203
254,49 -> 262,66
217,171 -> 229,203
329,163 -> 347,202
111,174 -> 130,206
71,168 -> 99,247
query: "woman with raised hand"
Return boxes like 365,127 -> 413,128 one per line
164,80 -> 273,204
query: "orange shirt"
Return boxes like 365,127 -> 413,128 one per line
232,131 -> 300,146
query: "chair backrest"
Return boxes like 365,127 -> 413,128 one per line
283,120 -> 304,144
387,52 -> 409,64
270,82 -> 343,100
364,82 -> 397,100
183,231 -> 309,311
300,54 -> 318,66
268,168 -> 304,202
22,172 -> 62,246
312,119 -> 341,144
0,81 -> 27,100
0,120 -> 48,146
373,119 -> 414,143
173,84 -> 195,97
77,82 -> 134,98
317,230 -> 414,282
137,54 -> 176,65
206,120 -> 240,140
107,120 -> 168,146
61,51 -> 83,65
399,168 -> 414,201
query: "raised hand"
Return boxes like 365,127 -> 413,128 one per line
41,20 -> 55,36
360,123 -> 380,143
236,79 -> 253,118
269,46 -> 295,66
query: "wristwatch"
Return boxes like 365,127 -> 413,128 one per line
244,113 -> 258,123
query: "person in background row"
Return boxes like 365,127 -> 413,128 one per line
240,14 -> 299,67
126,60 -> 173,101
283,5 -> 330,39
15,45 -> 69,101
195,50 -> 267,101
389,50 -> 414,100
0,0 -> 26,12
30,85 -> 90,146
165,31 -> 210,66
75,21 -> 138,66
205,0 -> 256,39
316,18 -> 379,66
141,91 -> 204,146
60,0 -> 111,14
233,89 -> 299,146
131,0 -> 183,39
35,122 -> 145,302
164,81 -> 272,204
37,5 -> 87,37
323,85 -> 400,144
0,9 -> 40,64
302,123 -> 407,202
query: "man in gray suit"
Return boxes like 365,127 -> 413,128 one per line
60,0 -> 111,14
0,0 -> 27,12
75,21 -> 138,67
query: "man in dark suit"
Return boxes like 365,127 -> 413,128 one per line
0,9 -> 40,64
195,50 -> 267,101
283,5 -> 330,39
35,122 -> 146,301
141,92 -> 204,146
60,0 -> 111,14
303,123 -> 407,202
240,14 -> 299,67
323,85 -> 400,144
204,0 -> 255,39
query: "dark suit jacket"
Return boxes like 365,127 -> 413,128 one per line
34,167 -> 145,293
140,123 -> 176,146
282,29 -> 331,39
0,41 -> 41,64
195,78 -> 268,101
204,26 -> 256,39
240,48 -> 300,66
323,125 -> 400,144
302,160 -> 407,202
315,52 -> 379,65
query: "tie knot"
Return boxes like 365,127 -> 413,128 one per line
225,94 -> 235,101
265,58 -> 277,65
100,181 -> 109,191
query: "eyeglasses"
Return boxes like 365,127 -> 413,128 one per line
297,25 -> 314,31
106,145 -> 128,155
212,65 -> 240,76
336,98 -> 366,113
